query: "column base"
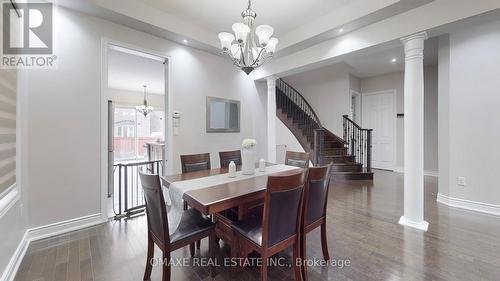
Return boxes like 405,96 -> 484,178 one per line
399,216 -> 429,231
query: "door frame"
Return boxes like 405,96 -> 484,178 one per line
350,90 -> 362,124
361,89 -> 397,171
100,38 -> 173,220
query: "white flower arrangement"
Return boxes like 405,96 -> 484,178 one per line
242,139 -> 257,149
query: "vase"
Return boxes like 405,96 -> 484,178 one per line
241,147 -> 256,175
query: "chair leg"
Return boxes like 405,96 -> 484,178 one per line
143,235 -> 154,280
301,233 -> 308,281
209,232 -> 216,278
293,242 -> 303,281
320,223 -> 330,260
190,243 -> 195,258
162,252 -> 171,281
260,255 -> 268,281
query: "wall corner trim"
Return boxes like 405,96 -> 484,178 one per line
437,193 -> 500,217
1,213 -> 106,281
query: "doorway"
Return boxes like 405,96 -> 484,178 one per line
350,90 -> 362,124
362,90 -> 396,170
101,42 -> 170,219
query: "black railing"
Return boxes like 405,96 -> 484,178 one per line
342,115 -> 372,172
112,159 -> 163,219
276,79 -> 324,164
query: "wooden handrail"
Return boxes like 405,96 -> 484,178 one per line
277,79 -> 322,128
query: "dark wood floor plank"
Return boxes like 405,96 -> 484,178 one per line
13,171 -> 500,281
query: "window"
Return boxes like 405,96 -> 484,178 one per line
113,106 -> 164,161
0,69 -> 16,196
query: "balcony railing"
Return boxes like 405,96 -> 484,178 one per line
112,159 -> 163,219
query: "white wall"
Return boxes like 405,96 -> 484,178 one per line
439,19 -> 500,207
360,66 -> 439,173
283,63 -> 352,136
22,7 -> 266,229
275,117 -> 305,162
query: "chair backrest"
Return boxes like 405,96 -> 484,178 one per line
180,153 -> 211,173
262,169 -> 308,248
285,151 -> 310,168
303,164 -> 332,226
139,172 -> 169,247
219,150 -> 242,168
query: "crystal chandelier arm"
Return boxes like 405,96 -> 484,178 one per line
250,48 -> 267,67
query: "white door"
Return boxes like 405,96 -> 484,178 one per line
362,91 -> 396,170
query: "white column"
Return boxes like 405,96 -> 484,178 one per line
267,76 -> 277,163
399,32 -> 429,231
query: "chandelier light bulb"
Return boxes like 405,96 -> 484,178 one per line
255,25 -> 274,46
218,32 -> 235,51
266,37 -> 279,54
232,23 -> 250,44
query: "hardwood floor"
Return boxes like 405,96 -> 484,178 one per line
14,170 -> 500,281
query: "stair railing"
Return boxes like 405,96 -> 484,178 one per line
342,115 -> 372,172
276,79 -> 325,165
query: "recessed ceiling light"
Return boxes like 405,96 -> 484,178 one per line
391,58 -> 397,63
339,28 -> 344,33
183,39 -> 188,43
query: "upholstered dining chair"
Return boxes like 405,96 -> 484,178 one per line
231,169 -> 308,281
300,164 -> 332,281
180,153 -> 211,173
219,150 -> 242,168
139,172 -> 216,281
285,151 -> 310,168
180,153 -> 211,250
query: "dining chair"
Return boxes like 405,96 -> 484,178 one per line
232,169 -> 308,281
219,150 -> 242,168
140,172 -> 216,281
300,164 -> 332,281
180,153 -> 211,250
180,153 -> 211,173
285,151 -> 310,168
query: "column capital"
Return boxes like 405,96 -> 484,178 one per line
266,76 -> 279,83
401,32 -> 428,61
400,31 -> 428,45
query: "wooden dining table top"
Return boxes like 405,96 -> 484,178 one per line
160,164 -> 303,216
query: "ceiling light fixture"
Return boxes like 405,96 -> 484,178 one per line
183,39 -> 188,43
218,0 -> 278,75
391,58 -> 397,63
136,85 -> 154,117
339,28 -> 344,33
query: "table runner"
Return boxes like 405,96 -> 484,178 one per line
166,164 -> 297,234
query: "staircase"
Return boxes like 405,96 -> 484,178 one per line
276,79 -> 373,180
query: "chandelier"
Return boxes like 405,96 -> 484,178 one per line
136,85 -> 154,117
218,0 -> 279,75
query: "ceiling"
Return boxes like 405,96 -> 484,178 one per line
141,0 -> 355,37
107,48 -> 165,94
345,37 -> 439,78
59,0 -> 433,57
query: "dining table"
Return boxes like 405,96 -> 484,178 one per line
160,163 -> 301,247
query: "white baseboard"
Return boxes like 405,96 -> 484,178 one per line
28,213 -> 105,242
1,213 -> 105,281
393,167 -> 438,177
437,193 -> 500,217
398,216 -> 429,231
0,231 -> 29,281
